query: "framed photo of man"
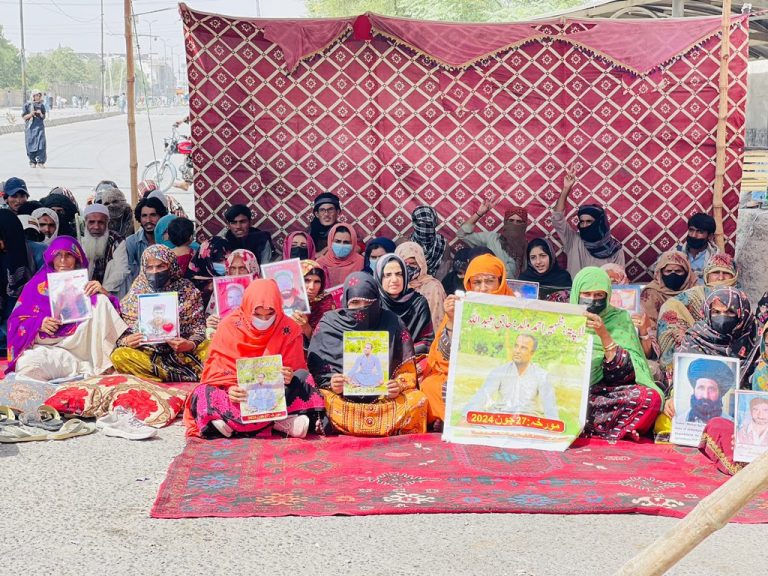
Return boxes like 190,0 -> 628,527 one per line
261,258 -> 310,316
734,390 -> 768,463
443,292 -> 593,451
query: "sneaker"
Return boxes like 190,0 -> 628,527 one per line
100,407 -> 157,440
273,415 -> 309,438
96,406 -> 131,429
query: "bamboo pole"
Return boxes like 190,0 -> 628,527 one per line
124,0 -> 139,207
616,447 -> 768,576
711,0 -> 732,252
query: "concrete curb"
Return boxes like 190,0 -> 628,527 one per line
0,111 -> 122,135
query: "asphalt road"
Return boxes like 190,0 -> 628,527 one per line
0,107 -> 194,216
0,114 -> 765,575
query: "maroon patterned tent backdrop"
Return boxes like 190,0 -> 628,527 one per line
181,7 -> 748,280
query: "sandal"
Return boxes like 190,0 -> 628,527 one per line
47,419 -> 96,441
0,406 -> 20,427
0,425 -> 50,443
20,405 -> 64,432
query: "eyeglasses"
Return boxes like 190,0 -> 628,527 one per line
317,207 -> 337,214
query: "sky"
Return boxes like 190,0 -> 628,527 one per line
0,0 -> 307,58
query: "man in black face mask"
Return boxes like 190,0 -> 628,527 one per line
677,213 -> 716,285
552,168 -> 625,279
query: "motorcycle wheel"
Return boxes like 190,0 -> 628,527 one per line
142,160 -> 177,193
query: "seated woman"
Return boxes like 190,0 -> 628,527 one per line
363,237 -> 396,274
518,238 -> 572,302
441,247 -> 471,296
641,251 -> 698,334
657,253 -> 738,370
111,245 -> 209,382
290,260 -> 335,348
184,279 -> 325,439
374,254 -> 434,356
421,253 -> 513,427
155,215 -> 197,275
307,272 -> 428,436
205,249 -> 260,336
282,231 -> 316,261
186,237 -> 231,309
395,241 -> 447,329
656,287 -> 758,444
316,224 -> 364,287
570,267 -> 662,441
7,236 -> 126,381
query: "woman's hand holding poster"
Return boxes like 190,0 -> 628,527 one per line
443,292 -> 593,451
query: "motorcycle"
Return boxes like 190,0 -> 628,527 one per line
142,126 -> 194,193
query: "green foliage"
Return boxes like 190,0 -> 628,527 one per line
343,331 -> 389,355
306,0 -> 584,21
0,25 -> 20,89
237,356 -> 282,384
27,48 -> 87,89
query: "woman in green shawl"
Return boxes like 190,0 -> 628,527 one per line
571,267 -> 663,442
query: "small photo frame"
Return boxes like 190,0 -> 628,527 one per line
734,390 -> 768,463
343,331 -> 390,396
610,284 -> 643,313
137,292 -> 179,343
261,258 -> 310,315
670,353 -> 740,447
47,269 -> 91,324
213,275 -> 252,318
506,279 -> 539,300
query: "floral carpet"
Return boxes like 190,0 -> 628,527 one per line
151,434 -> 768,522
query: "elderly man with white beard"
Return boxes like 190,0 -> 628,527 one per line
82,204 -> 131,298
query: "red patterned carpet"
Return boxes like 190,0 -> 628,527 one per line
151,434 -> 768,522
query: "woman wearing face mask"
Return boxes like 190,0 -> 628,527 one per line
457,200 -> 528,278
186,237 -> 232,309
7,236 -> 125,380
316,224 -> 364,287
395,241 -> 447,330
363,237 -> 396,275
657,252 -> 739,371
410,205 -> 451,280
674,289 -> 758,470
282,231 -> 316,261
374,254 -> 434,356
421,254 -> 513,428
290,260 -> 335,349
518,238 -> 572,301
570,267 -> 662,442
552,169 -> 625,279
184,279 -> 326,439
307,272 -> 427,436
111,245 -> 209,382
204,249 -> 261,337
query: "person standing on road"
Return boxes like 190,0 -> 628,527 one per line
22,90 -> 47,168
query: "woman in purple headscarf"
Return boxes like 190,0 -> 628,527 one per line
6,236 -> 126,381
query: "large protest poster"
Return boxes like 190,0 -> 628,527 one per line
443,292 -> 592,451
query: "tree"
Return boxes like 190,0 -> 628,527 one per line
27,47 -> 87,89
0,25 -> 21,89
306,0 -> 584,21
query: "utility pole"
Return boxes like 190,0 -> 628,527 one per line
100,0 -> 105,112
124,0 -> 138,207
19,0 -> 27,103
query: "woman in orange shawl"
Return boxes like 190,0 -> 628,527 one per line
316,223 -> 364,287
420,254 -> 512,427
184,279 -> 325,438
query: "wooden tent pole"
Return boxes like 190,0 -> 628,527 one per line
615,448 -> 768,576
712,0 -> 732,252
124,0 -> 139,208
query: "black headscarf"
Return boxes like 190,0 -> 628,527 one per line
518,238 -> 572,293
0,211 -> 31,301
577,205 -> 622,259
41,194 -> 79,238
307,272 -> 415,392
363,237 -> 396,274
374,254 -> 434,355
186,236 -> 231,308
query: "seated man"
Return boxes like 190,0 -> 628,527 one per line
677,213 -> 718,285
125,197 -> 167,282
223,204 -> 274,265
3,177 -> 30,215
308,192 -> 341,254
463,334 -> 559,421
82,204 -> 131,298
552,169 -> 625,279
